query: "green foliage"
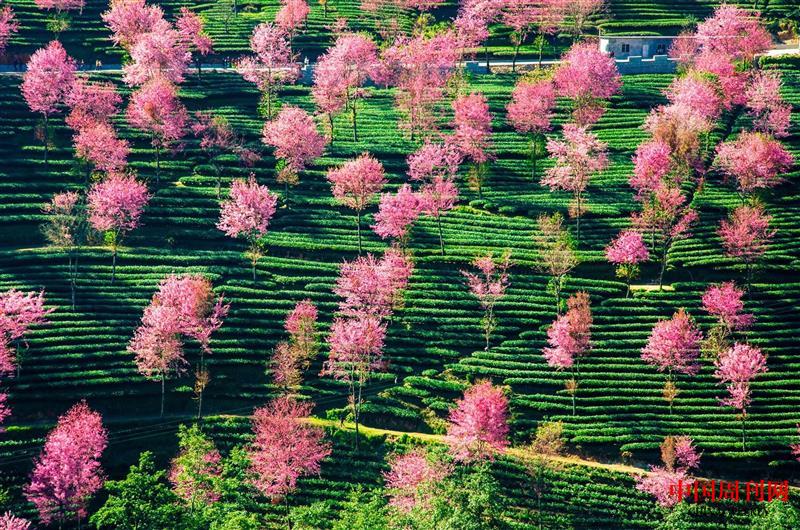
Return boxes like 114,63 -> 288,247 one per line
748,499 -> 800,530
289,501 -> 335,530
91,452 -> 186,530
331,486 -> 388,530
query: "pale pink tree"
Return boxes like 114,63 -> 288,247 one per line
262,105 -> 328,200
542,291 -> 592,415
543,124 -> 608,245
643,103 -> 712,178
553,41 -> 621,127
24,401 -> 107,528
326,154 -> 387,253
507,78 -> 556,178
313,33 -> 379,141
275,0 -> 310,50
129,274 -> 227,416
714,132 -> 794,199
636,435 -> 700,509
272,299 -> 319,391
102,0 -> 168,51
452,92 -> 493,198
665,74 -> 722,124
126,78 -> 189,185
718,204 -> 775,290
236,23 -> 298,118
192,112 -> 236,198
630,140 -> 672,200
462,251 -> 511,350
500,0 -> 564,71
176,7 -> 214,76
407,142 -> 462,255
73,121 -> 130,176
249,396 -> 331,522
380,32 -> 460,138
693,5 -> 772,64
605,230 -> 649,297
445,380 -> 509,463
714,343 -> 767,451
334,249 -> 413,320
21,40 -> 76,166
0,512 -> 31,530
0,289 -> 54,377
631,184 -> 698,288
641,308 -> 702,414
384,448 -> 452,513
322,316 -> 386,447
123,28 -> 191,86
0,6 -> 19,55
745,70 -> 792,138
87,173 -> 150,282
372,184 -> 425,246
558,0 -> 605,37
217,176 -> 279,280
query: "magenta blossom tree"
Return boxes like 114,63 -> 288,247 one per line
714,132 -> 794,199
176,7 -> 214,76
0,6 -> 19,55
384,448 -> 452,513
126,78 -> 189,185
334,249 -> 413,321
192,112 -> 237,198
73,121 -> 130,176
0,512 -> 31,530
543,124 -> 609,246
102,0 -> 168,51
129,274 -> 228,416
630,140 -> 672,200
272,299 -> 319,390
636,435 -> 701,509
21,40 -> 76,166
322,315 -> 386,447
326,154 -> 387,253
445,380 -> 509,463
25,401 -> 107,528
718,204 -> 775,290
249,396 -> 331,522
275,0 -> 310,51
542,291 -> 592,415
372,184 -> 425,246
66,78 -> 123,131
0,289 -> 54,377
507,78 -> 556,178
702,282 -> 754,334
87,173 -> 150,282
122,28 -> 191,87
745,70 -> 792,138
236,23 -> 298,118
217,176 -> 279,280
262,105 -> 328,200
641,308 -> 702,414
462,251 -> 511,350
553,41 -> 621,127
407,141 -> 462,255
605,230 -> 650,297
452,92 -> 493,197
713,343 -> 767,451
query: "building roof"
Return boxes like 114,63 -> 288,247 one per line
600,35 -> 679,40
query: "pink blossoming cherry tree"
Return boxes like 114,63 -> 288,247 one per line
605,230 -> 650,297
461,251 -> 511,350
713,343 -> 767,451
445,380 -> 509,463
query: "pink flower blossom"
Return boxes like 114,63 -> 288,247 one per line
66,78 -> 122,130
123,28 -> 191,86
249,397 -> 331,499
553,41 -> 621,126
275,0 -> 310,34
605,230 -> 649,265
372,184 -> 425,241
0,289 -> 54,373
452,92 -> 493,164
102,0 -> 167,50
384,448 -> 452,512
0,512 -> 31,530
641,309 -> 702,376
543,291 -> 592,369
262,105 -> 327,181
746,70 -> 791,137
701,282 -> 753,331
24,401 -> 107,525
636,466 -> 690,508
714,343 -> 767,411
22,41 -> 76,118
445,381 -> 509,463
714,132 -> 794,196
665,73 -> 722,123
674,435 -> 701,471
74,121 -> 130,173
0,6 -> 19,55
217,176 -> 278,240
176,7 -> 213,57
322,316 -> 387,381
34,0 -> 84,13
630,140 -> 672,200
87,173 -> 150,234
506,78 -> 556,135
718,204 -> 774,263
126,78 -> 189,151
